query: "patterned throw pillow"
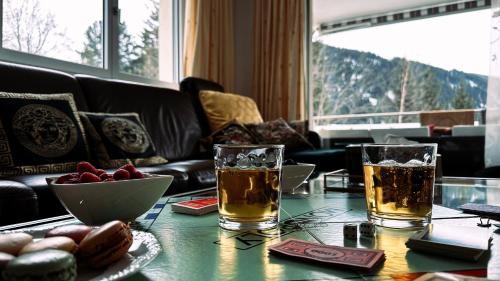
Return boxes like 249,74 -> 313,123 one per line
288,120 -> 310,138
246,118 -> 315,151
199,90 -> 264,131
208,121 -> 256,145
0,92 -> 90,176
79,112 -> 168,168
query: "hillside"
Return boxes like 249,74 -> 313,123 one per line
312,42 -> 487,123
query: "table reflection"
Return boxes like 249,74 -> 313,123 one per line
304,174 -> 500,210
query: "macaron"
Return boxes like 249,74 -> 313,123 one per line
45,225 -> 92,244
0,233 -> 33,255
77,220 -> 133,268
19,237 -> 77,255
2,249 -> 76,281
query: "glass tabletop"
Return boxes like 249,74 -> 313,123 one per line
300,173 -> 500,210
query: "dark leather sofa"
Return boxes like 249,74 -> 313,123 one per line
0,61 -> 341,226
0,61 -> 222,224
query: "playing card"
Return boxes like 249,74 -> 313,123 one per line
269,238 -> 385,271
171,197 -> 218,215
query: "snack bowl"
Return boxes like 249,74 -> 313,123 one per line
47,174 -> 173,225
281,163 -> 316,193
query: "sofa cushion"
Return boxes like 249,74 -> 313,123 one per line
180,77 -> 225,137
79,112 -> 168,168
246,118 -> 315,152
0,61 -> 88,111
205,120 -> 256,146
288,120 -> 310,137
0,92 -> 90,176
76,75 -> 203,161
199,90 -> 263,131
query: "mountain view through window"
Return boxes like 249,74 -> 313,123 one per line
312,9 -> 490,127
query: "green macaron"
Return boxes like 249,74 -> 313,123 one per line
2,249 -> 76,281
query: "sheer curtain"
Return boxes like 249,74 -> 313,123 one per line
183,0 -> 235,92
485,0 -> 500,167
251,0 -> 306,121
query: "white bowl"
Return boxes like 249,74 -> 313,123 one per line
281,163 -> 316,193
48,174 -> 173,225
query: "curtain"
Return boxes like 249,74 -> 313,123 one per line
183,0 -> 235,92
485,0 -> 500,167
251,0 -> 306,121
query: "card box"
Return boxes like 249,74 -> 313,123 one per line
459,203 -> 500,220
406,224 -> 492,261
171,198 -> 218,215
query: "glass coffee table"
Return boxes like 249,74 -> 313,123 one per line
2,177 -> 500,280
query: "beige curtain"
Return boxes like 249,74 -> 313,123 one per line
183,0 -> 235,92
251,0 -> 305,121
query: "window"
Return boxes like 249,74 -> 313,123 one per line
119,0 -> 175,81
2,0 -> 103,67
0,0 -> 181,85
311,1 -> 491,129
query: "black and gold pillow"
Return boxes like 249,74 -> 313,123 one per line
246,118 -> 315,152
79,112 -> 168,169
0,92 -> 90,176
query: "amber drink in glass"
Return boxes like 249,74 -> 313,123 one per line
362,144 -> 437,228
214,144 -> 284,230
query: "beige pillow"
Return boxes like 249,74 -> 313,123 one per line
199,90 -> 263,131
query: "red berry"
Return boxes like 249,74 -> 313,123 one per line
131,170 -> 144,179
119,164 -> 137,174
77,161 -> 97,174
99,173 -> 112,181
56,174 -> 70,184
80,172 -> 101,183
64,178 -> 81,184
95,169 -> 106,176
55,173 -> 79,184
113,169 -> 130,181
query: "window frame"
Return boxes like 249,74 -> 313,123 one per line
0,0 -> 182,88
309,0 -> 491,129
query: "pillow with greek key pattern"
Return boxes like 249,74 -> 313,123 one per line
0,92 -> 90,176
79,112 -> 168,168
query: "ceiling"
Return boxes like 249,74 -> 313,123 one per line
312,0 -> 456,26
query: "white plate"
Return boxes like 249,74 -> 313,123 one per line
1,226 -> 161,281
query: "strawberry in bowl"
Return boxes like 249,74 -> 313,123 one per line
48,162 -> 173,225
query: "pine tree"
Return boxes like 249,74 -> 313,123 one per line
405,67 -> 441,111
137,0 -> 159,79
420,68 -> 441,110
79,20 -> 141,73
119,22 -> 142,75
79,21 -> 102,67
452,80 -> 474,109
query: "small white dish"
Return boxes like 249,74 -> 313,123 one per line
281,163 -> 316,193
47,174 -> 173,225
